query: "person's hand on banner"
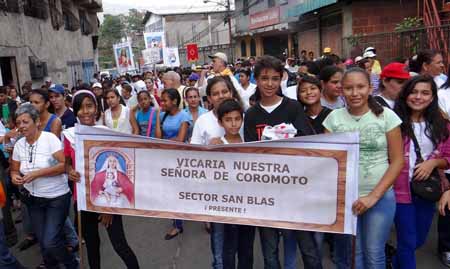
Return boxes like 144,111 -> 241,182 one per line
352,194 -> 378,215
99,214 -> 113,228
439,190 -> 450,216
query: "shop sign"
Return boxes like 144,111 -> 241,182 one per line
287,0 -> 337,18
249,7 -> 280,30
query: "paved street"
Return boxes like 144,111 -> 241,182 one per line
9,212 -> 449,268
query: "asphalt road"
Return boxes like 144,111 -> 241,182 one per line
10,213 -> 449,268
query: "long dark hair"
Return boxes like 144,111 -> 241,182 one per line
409,49 -> 441,74
342,67 -> 384,116
394,75 -> 449,147
161,88 -> 181,108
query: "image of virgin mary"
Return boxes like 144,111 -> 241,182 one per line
91,153 -> 134,208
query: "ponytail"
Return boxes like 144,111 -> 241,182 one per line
368,95 -> 384,116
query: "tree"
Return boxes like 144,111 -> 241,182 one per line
98,14 -> 124,69
98,10 -> 145,69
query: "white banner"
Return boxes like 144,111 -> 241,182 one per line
113,41 -> 135,73
142,48 -> 161,65
143,32 -> 165,64
75,125 -> 359,235
163,47 -> 180,67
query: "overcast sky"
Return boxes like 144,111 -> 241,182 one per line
102,0 -> 232,15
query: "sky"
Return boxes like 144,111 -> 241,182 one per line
102,0 -> 232,15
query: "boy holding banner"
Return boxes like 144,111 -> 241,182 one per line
243,55 -> 321,269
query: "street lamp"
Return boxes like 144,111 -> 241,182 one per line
203,0 -> 233,58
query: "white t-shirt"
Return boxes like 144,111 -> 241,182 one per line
409,122 -> 434,180
438,89 -> 450,117
12,131 -> 69,198
239,83 -> 257,110
260,98 -> 283,113
283,85 -> 298,101
190,111 -> 224,145
378,95 -> 395,109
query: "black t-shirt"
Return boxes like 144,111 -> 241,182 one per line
60,108 -> 77,130
307,107 -> 332,135
244,97 -> 314,142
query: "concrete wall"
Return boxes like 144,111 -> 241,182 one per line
0,0 -> 99,89
164,12 -> 230,48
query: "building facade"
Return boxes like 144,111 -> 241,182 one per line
143,10 -> 232,66
234,0 -> 418,64
0,0 -> 102,89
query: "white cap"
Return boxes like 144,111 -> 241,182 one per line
134,80 -> 146,92
208,52 -> 228,63
44,76 -> 52,82
363,51 -> 376,58
92,82 -> 102,88
364,47 -> 375,53
354,56 -> 363,63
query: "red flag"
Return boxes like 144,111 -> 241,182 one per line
186,43 -> 199,62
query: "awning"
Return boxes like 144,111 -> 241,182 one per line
287,0 -> 337,18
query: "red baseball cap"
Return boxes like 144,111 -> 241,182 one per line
380,63 -> 410,80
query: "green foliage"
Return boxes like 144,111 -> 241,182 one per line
98,9 -> 145,69
395,17 -> 423,55
395,17 -> 423,31
347,34 -> 362,47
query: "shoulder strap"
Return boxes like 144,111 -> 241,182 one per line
374,95 -> 390,108
410,131 -> 424,163
146,108 -> 155,137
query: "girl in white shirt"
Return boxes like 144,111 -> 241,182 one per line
103,89 -> 138,134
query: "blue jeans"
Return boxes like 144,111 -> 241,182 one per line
172,219 -> 183,230
211,223 -> 224,269
0,221 -> 23,269
355,189 -> 396,269
393,195 -> 435,269
28,192 -> 79,269
259,227 -> 280,269
282,230 -> 297,269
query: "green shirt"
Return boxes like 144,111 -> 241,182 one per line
322,108 -> 402,196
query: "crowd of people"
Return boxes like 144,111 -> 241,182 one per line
0,46 -> 450,269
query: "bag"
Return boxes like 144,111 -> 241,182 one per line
410,133 -> 442,202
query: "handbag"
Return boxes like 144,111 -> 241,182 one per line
410,133 -> 442,202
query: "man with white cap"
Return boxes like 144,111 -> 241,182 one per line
197,52 -> 243,97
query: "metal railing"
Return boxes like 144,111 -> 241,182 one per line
342,25 -> 450,66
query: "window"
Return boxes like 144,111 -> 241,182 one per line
23,0 -> 48,19
243,0 -> 249,15
268,0 -> 275,8
79,9 -> 92,35
0,0 -> 20,13
63,7 -> 80,31
250,39 -> 256,56
241,40 -> 247,57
